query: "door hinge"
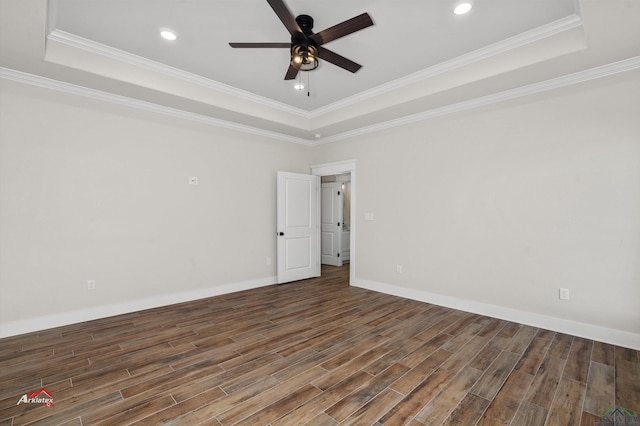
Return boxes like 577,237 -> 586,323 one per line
338,191 -> 341,196
338,222 -> 340,226
337,253 -> 340,257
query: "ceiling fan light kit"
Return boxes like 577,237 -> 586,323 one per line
291,45 -> 318,71
229,0 -> 373,80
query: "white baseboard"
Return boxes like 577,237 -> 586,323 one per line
0,276 -> 276,339
353,278 -> 640,351
4,275 -> 638,350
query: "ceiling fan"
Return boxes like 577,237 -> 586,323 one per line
229,0 -> 373,80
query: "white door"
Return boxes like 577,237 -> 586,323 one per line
277,172 -> 320,284
321,182 -> 343,266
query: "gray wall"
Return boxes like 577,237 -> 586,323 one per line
313,69 -> 640,342
1,68 -> 639,346
0,79 -> 311,332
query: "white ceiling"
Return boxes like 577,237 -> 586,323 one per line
1,0 -> 640,144
51,0 -> 576,109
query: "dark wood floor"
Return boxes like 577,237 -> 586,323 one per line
1,265 -> 638,425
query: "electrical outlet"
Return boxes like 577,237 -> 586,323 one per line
396,265 -> 403,274
559,288 -> 569,301
365,212 -> 374,221
87,280 -> 96,291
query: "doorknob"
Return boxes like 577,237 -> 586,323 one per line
278,232 -> 285,236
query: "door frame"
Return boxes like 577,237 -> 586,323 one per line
311,160 -> 356,285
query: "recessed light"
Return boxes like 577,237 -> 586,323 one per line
453,2 -> 472,15
160,29 -> 177,41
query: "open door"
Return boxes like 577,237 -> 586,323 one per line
277,172 -> 320,284
321,182 -> 343,266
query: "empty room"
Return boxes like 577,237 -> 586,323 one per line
1,0 -> 639,424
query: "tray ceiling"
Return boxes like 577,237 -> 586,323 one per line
1,0 -> 639,143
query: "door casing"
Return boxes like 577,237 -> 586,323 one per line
311,160 -> 356,285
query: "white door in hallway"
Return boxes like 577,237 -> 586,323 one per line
321,182 -> 343,266
277,172 -> 320,284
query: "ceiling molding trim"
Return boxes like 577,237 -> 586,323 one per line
313,56 -> 640,145
47,30 -> 313,119
47,13 -> 581,122
3,54 -> 637,148
0,67 -> 313,146
310,14 -> 584,118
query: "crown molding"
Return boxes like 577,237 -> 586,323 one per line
310,14 -> 584,118
313,55 -> 640,145
0,67 -> 313,146
2,55 -> 639,147
47,30 -> 312,119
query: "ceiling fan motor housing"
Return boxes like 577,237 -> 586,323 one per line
295,15 -> 315,35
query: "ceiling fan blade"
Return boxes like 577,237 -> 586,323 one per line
310,13 -> 373,45
284,64 -> 300,80
267,0 -> 302,35
317,47 -> 361,73
229,42 -> 291,48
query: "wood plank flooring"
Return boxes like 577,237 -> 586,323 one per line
1,265 -> 638,425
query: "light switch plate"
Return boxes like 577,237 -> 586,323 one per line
559,288 -> 570,300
